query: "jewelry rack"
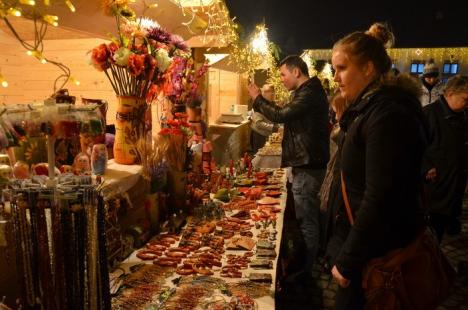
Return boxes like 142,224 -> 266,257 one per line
5,178 -> 111,310
0,100 -> 109,309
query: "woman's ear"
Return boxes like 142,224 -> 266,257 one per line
363,61 -> 376,78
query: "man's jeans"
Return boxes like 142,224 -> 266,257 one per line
291,167 -> 326,274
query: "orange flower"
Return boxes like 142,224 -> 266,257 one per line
90,43 -> 110,71
128,54 -> 145,76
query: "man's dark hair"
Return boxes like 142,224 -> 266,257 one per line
279,55 -> 309,77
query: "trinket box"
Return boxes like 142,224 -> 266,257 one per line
248,272 -> 272,283
249,259 -> 273,269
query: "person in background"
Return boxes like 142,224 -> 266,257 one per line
249,84 -> 280,154
329,22 -> 427,309
247,55 -> 330,280
423,75 -> 468,241
420,61 -> 445,107
318,91 -> 349,265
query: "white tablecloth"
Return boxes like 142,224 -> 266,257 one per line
99,159 -> 143,200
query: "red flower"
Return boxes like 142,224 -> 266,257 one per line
128,54 -> 146,76
146,84 -> 160,102
167,119 -> 180,127
174,112 -> 187,119
170,128 -> 183,135
90,43 -> 110,71
158,128 -> 171,135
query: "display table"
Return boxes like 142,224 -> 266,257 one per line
110,169 -> 287,309
208,121 -> 250,166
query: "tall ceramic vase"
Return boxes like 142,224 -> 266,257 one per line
114,96 -> 146,165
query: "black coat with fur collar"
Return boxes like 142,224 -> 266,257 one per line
334,79 -> 427,279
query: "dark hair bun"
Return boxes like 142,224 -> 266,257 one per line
366,23 -> 394,48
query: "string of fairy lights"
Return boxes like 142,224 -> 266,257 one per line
303,47 -> 468,72
0,0 -> 79,91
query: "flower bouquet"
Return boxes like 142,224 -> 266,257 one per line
162,56 -> 209,117
89,0 -> 191,164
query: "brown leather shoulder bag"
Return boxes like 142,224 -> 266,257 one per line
340,172 -> 456,310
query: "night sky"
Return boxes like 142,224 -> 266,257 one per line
225,0 -> 467,56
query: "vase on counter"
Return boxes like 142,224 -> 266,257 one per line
114,96 -> 146,165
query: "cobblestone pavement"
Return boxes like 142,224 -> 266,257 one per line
276,195 -> 468,310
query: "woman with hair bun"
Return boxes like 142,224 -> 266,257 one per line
329,23 -> 428,309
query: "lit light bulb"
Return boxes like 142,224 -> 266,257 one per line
44,0 -> 50,5
27,50 -> 33,56
19,0 -> 36,5
43,15 -> 59,26
65,0 -> 76,12
251,25 -> 269,56
40,58 -> 47,64
70,76 -> 80,86
8,8 -> 22,17
0,74 -> 8,88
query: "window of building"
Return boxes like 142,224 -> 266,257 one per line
410,61 -> 424,74
443,62 -> 459,75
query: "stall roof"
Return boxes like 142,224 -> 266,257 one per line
0,0 -> 232,48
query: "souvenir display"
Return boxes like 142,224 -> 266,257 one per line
59,164 -> 73,174
0,164 -> 12,185
8,186 -> 110,309
91,144 -> 107,175
0,154 -> 10,166
12,161 -> 30,179
31,163 -> 61,176
73,152 -> 91,176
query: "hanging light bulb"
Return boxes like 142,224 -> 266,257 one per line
19,0 -> 36,5
0,74 -> 8,88
8,8 -> 22,17
43,15 -> 59,26
44,0 -> 50,5
65,0 -> 76,12
69,76 -> 80,86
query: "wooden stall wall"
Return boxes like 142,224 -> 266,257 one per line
207,67 -> 245,124
0,31 -> 118,123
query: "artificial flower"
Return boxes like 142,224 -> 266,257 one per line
90,43 -> 110,71
113,47 -> 132,66
147,27 -> 172,44
155,49 -> 171,72
128,54 -> 145,76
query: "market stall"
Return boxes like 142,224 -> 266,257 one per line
0,1 -> 291,309
110,167 -> 287,309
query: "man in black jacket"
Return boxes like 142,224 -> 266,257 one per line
247,55 -> 330,276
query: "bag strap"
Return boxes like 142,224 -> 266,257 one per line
340,171 -> 355,226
